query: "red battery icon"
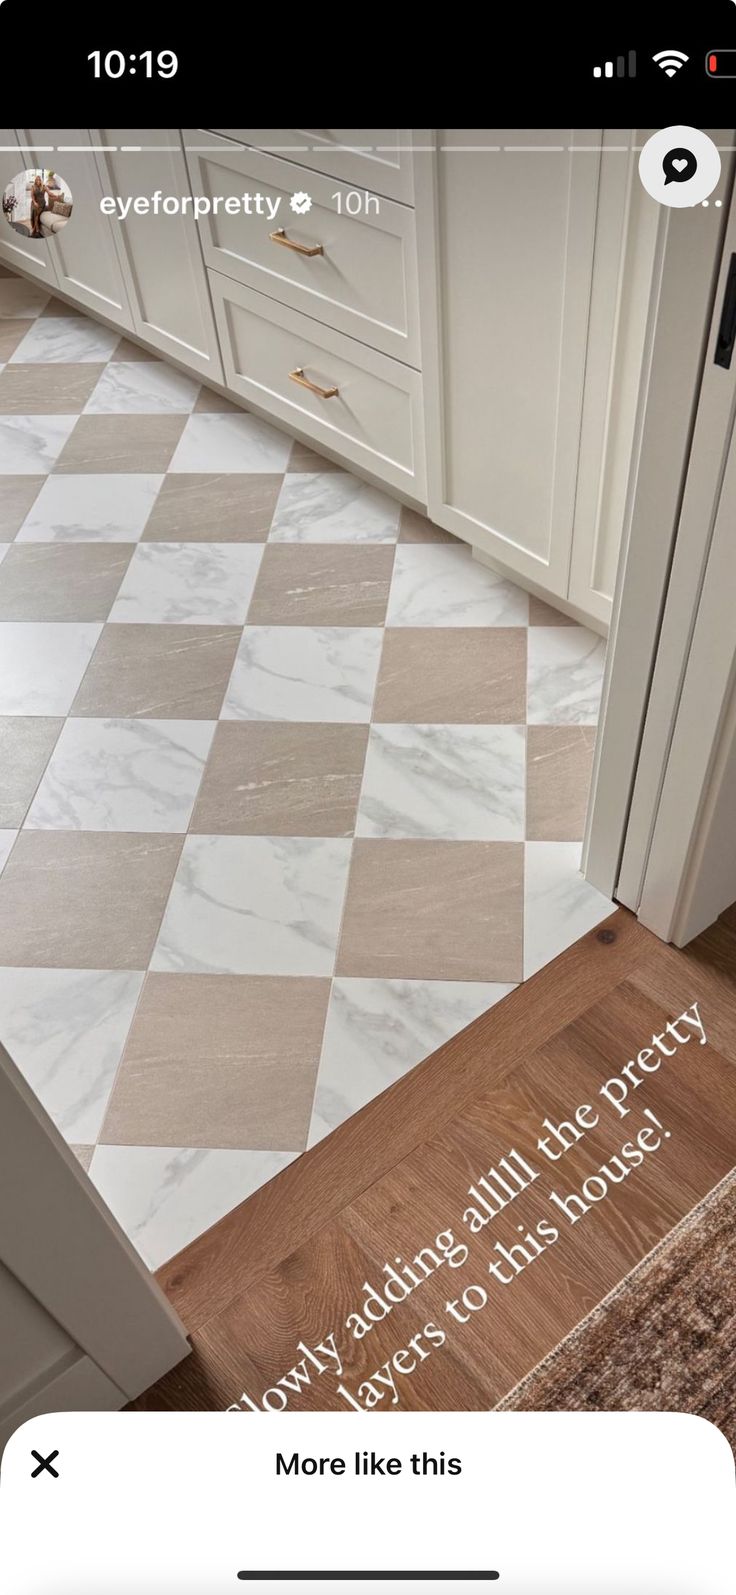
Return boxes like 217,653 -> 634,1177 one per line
706,50 -> 736,75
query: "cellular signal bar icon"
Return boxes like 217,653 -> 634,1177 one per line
593,51 -> 637,79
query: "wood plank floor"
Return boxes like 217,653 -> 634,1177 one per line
134,905 -> 736,1412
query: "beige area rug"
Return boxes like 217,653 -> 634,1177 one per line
497,1167 -> 736,1452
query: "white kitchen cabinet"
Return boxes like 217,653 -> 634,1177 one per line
416,130 -> 659,625
417,129 -> 603,600
210,274 -> 425,497
18,130 -> 133,328
0,131 -> 59,286
209,129 -> 415,203
184,132 -> 421,366
95,129 -> 223,381
1,127 -> 657,629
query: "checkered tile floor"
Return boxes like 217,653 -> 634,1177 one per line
0,273 -> 613,1267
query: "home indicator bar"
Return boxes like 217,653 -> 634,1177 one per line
236,1576 -> 501,1584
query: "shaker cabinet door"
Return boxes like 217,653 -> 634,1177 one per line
18,130 -> 133,327
96,130 -> 224,380
0,131 -> 60,286
420,130 -> 602,598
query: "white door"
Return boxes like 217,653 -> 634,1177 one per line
636,409 -> 736,943
585,135 -> 736,921
0,1044 -> 189,1450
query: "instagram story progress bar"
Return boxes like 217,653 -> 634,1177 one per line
593,50 -> 636,78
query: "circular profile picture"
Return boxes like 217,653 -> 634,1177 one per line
2,168 -> 73,241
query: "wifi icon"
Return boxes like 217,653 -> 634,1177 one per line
653,49 -> 689,76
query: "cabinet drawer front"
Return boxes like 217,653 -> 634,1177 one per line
210,274 -> 425,497
207,130 -> 414,204
185,135 -> 420,366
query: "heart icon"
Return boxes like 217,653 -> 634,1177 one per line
673,158 -> 688,172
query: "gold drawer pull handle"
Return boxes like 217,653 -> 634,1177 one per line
289,367 -> 339,400
270,227 -> 323,257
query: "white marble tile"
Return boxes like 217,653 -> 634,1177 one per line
85,362 -> 200,415
223,626 -> 382,723
26,718 -> 215,832
0,968 -> 143,1143
16,473 -> 163,542
524,841 -> 615,979
309,978 -> 515,1146
151,834 -> 351,975
357,723 -> 526,839
270,471 -> 401,543
0,830 -> 16,874
89,1145 -> 295,1268
10,316 -> 120,363
0,280 -> 49,319
387,543 -> 529,626
527,627 -> 606,725
0,622 -> 101,713
169,411 -> 291,473
0,414 -> 77,473
109,542 -> 263,625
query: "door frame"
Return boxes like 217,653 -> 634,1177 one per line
636,402 -> 736,943
0,1044 -> 189,1442
583,136 -> 736,910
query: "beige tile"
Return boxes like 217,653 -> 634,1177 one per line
54,415 -> 186,474
0,319 -> 33,363
194,386 -> 243,414
0,477 -> 43,539
527,726 -> 597,842
110,336 -> 159,362
41,296 -> 87,317
72,624 -> 241,718
101,972 -> 330,1149
374,628 -> 527,723
0,831 -> 183,967
529,595 -> 576,626
0,364 -> 105,414
0,543 -> 132,621
287,439 -> 340,472
142,473 -> 280,542
191,722 -> 368,836
71,1144 -> 94,1171
0,716 -> 63,826
399,506 -> 458,544
337,839 -> 523,981
247,544 -> 395,626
